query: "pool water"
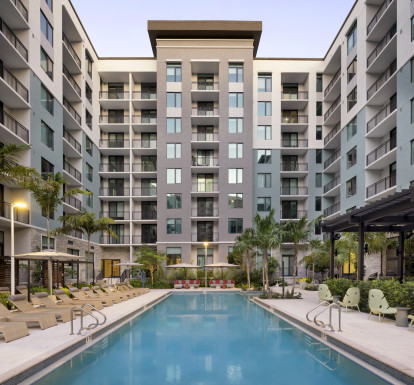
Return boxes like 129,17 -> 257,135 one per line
35,294 -> 390,385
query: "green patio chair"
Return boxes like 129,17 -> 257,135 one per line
408,315 -> 413,329
368,289 -> 397,323
318,284 -> 333,303
338,287 -> 360,312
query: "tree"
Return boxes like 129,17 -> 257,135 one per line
29,172 -> 88,248
304,239 -> 323,285
336,232 -> 358,278
232,228 -> 256,289
135,245 -> 166,285
365,232 -> 397,277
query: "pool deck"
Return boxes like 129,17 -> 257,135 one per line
0,287 -> 413,384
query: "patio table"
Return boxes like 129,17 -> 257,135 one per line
395,307 -> 411,327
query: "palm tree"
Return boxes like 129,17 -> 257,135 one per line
335,232 -> 358,278
233,228 -> 256,289
366,232 -> 397,277
306,239 -> 322,285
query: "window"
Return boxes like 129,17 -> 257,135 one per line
167,92 -> 182,108
347,147 -> 357,168
86,163 -> 93,182
228,168 -> 243,183
40,12 -> 53,46
229,118 -> 243,133
257,197 -> 271,212
85,190 -> 93,207
347,87 -> 357,111
316,149 -> 322,164
316,126 -> 322,140
85,50 -> 93,78
314,223 -> 322,235
42,236 -> 54,250
40,47 -> 53,79
411,140 -> 414,164
258,73 -> 272,92
228,143 -> 243,158
86,109 -> 92,129
229,93 -> 243,108
167,168 -> 181,184
316,74 -> 322,92
44,0 -> 53,11
85,136 -> 93,156
229,63 -> 243,82
258,102 -> 271,116
258,150 -> 271,164
316,102 -> 322,116
228,193 -> 243,208
258,125 -> 271,140
167,218 -> 182,234
197,247 -> 213,267
411,98 -> 414,124
347,118 -> 357,140
258,173 -> 271,188
166,247 -> 181,265
228,218 -> 243,233
41,121 -> 53,150
347,22 -> 357,54
346,177 -> 356,197
412,16 -> 414,41
41,84 -> 53,115
41,157 -> 54,177
167,118 -> 181,133
315,197 -> 321,211
167,63 -> 181,82
167,193 -> 182,209
347,57 -> 357,82
316,173 -> 322,188
412,57 -> 414,82
166,143 -> 181,158
85,82 -> 92,103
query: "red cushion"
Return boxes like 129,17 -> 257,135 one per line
231,280 -> 234,284
209,280 -> 213,284
223,280 -> 227,284
174,280 -> 178,284
196,280 -> 200,284
190,280 -> 194,284
215,280 -> 220,284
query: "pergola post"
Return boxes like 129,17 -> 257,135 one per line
358,223 -> 365,281
329,232 -> 335,278
76,262 -> 79,288
398,232 -> 404,283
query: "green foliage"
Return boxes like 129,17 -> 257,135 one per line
258,291 -> 302,299
29,286 -> 49,294
31,261 -> 43,284
135,245 -> 166,285
145,279 -> 174,289
0,293 -> 12,309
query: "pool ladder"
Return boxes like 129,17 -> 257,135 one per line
305,335 -> 340,371
70,304 -> 107,335
306,301 -> 342,332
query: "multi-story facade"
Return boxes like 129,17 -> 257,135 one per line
1,0 -> 413,280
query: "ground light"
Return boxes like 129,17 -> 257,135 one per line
11,202 -> 27,295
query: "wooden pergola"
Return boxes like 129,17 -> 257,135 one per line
321,187 -> 414,281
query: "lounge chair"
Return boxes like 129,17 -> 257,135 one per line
338,287 -> 360,312
8,294 -> 73,323
90,286 -> 120,304
174,280 -> 184,289
53,289 -> 104,310
70,288 -> 111,307
226,280 -> 235,288
81,287 -> 115,306
0,287 -> 10,294
100,285 -> 127,301
368,289 -> 397,323
318,284 -> 333,303
0,303 -> 57,329
0,318 -> 29,342
116,284 -> 137,297
409,315 -> 413,329
16,285 -> 29,297
124,282 -> 144,295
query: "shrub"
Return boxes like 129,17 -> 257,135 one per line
29,286 -> 49,294
0,293 -> 12,309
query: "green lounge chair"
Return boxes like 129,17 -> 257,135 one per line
368,289 -> 397,323
408,315 -> 413,329
318,284 -> 333,303
338,287 -> 360,312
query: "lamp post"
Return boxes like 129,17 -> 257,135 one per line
203,241 -> 208,287
11,202 -> 27,295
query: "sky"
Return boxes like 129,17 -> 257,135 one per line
71,0 -> 356,58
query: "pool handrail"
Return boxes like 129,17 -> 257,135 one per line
70,304 -> 106,335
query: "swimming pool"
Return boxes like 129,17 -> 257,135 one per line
34,293 -> 390,385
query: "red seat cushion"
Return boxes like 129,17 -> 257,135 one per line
174,280 -> 178,284
215,280 -> 220,284
196,280 -> 200,284
209,280 -> 213,284
223,280 -> 228,284
190,280 -> 194,284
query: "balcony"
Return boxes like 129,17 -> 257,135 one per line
132,91 -> 157,109
191,183 -> 219,195
132,139 -> 157,155
191,82 -> 219,101
366,176 -> 395,199
0,18 -> 28,68
366,101 -> 396,137
132,235 -> 157,244
324,150 -> 341,172
62,33 -> 81,74
367,60 -> 396,105
324,123 -> 341,149
63,160 -> 82,184
280,187 -> 308,196
0,108 -> 29,144
191,156 -> 219,172
280,210 -> 308,220
99,91 -> 129,109
100,235 -> 130,245
132,163 -> 157,175
0,0 -> 28,28
132,91 -> 156,100
280,162 -> 308,178
367,0 -> 396,41
323,176 -> 340,196
99,163 -> 130,176
281,115 -> 308,133
0,64 -> 29,108
0,201 -> 29,224
99,188 -> 130,197
63,195 -> 81,211
324,69 -> 341,101
280,139 -> 308,155
63,97 -> 81,130
324,95 -> 341,125
191,107 -> 219,125
132,211 -> 157,220
62,65 -> 81,102
192,232 -> 219,242
132,187 -> 157,197
132,114 -> 157,132
63,128 -> 81,156
324,202 -> 340,218
100,211 -> 130,220
366,24 -> 396,73
366,139 -> 396,169
99,139 -> 129,155
191,208 -> 219,218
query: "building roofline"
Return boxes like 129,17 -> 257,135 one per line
99,57 -> 156,60
254,57 -> 323,61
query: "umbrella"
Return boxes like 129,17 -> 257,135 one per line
204,262 -> 240,280
113,262 -> 143,279
166,263 -> 200,279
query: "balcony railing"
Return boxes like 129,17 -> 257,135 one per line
366,176 -> 395,198
0,201 -> 29,224
132,235 -> 157,244
366,100 -> 396,133
280,187 -> 308,195
324,95 -> 341,122
281,91 -> 308,100
99,139 -> 129,148
192,232 -> 219,242
324,202 -> 340,217
132,91 -> 156,100
99,115 -> 129,124
99,91 -> 129,100
0,18 -> 28,61
281,115 -> 308,124
99,187 -> 129,197
280,163 -> 308,172
62,33 -> 81,69
63,65 -> 81,97
1,64 -> 28,102
192,208 -> 219,217
367,60 -> 396,100
324,69 -> 340,98
191,156 -> 218,167
280,210 -> 308,220
100,211 -> 130,220
100,235 -> 130,244
0,108 -> 29,142
63,160 -> 82,182
99,163 -> 130,172
192,82 -> 219,91
280,139 -> 308,148
366,138 -> 395,166
191,132 -> 219,142
132,211 -> 157,220
367,23 -> 396,68
68,230 -> 82,239
192,183 -> 219,192
324,150 -> 341,169
63,128 -> 81,153
132,139 -> 157,149
192,107 -> 219,116
64,195 -> 81,210
367,0 -> 394,36
324,123 -> 341,146
324,176 -> 340,194
132,163 -> 157,172
11,0 -> 28,22
132,187 -> 157,196
132,114 -> 157,124
63,97 -> 81,126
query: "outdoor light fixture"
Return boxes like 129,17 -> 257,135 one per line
405,232 -> 414,239
364,244 -> 368,254
333,233 -> 341,241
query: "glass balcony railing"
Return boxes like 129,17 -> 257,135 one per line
132,211 -> 157,220
63,160 -> 82,182
281,91 -> 308,100
99,188 -> 129,197
100,211 -> 130,220
280,163 -> 308,172
99,163 -> 130,172
132,91 -> 156,100
99,115 -> 129,124
324,202 -> 340,217
280,139 -> 308,148
281,115 -> 308,124
191,132 -> 219,142
323,176 -> 340,194
63,128 -> 81,153
324,150 -> 341,170
99,139 -> 129,148
132,187 -> 157,196
132,163 -> 157,172
366,100 -> 396,133
367,60 -> 396,100
280,210 -> 308,220
192,232 -> 218,242
99,91 -> 129,100
280,187 -> 308,195
1,64 -> 28,102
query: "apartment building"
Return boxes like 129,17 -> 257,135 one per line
0,0 -> 413,280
